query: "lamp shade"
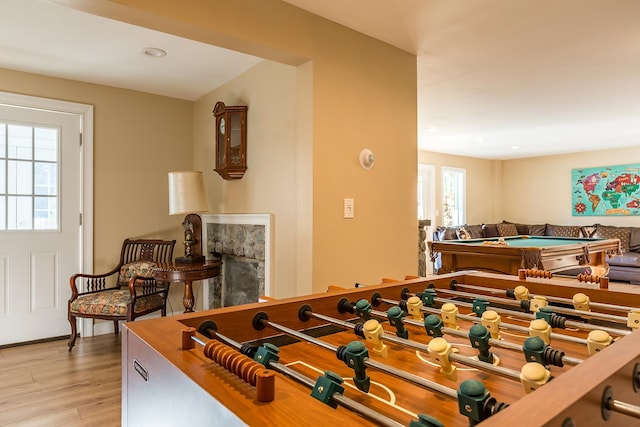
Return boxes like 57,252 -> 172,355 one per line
168,171 -> 208,215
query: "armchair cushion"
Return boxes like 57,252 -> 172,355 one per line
70,289 -> 163,316
118,261 -> 157,286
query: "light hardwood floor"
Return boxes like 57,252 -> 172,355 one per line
0,335 -> 121,427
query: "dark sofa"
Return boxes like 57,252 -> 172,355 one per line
432,221 -> 639,284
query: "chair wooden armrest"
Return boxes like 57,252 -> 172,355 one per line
128,275 -> 170,299
127,275 -> 172,320
69,269 -> 121,301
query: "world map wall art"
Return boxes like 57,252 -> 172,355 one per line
572,164 -> 640,216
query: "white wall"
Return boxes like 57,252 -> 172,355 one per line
502,147 -> 640,227
418,151 -> 502,226
193,60 -> 302,299
421,146 -> 640,229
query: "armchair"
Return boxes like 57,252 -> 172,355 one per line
67,238 -> 176,350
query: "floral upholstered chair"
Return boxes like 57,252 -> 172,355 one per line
67,238 -> 175,350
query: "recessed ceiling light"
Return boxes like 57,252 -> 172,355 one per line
141,47 -> 167,58
512,145 -> 520,150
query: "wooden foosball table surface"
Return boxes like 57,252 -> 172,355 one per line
121,271 -> 640,426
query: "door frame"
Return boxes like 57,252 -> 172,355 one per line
418,164 -> 435,274
0,91 -> 94,338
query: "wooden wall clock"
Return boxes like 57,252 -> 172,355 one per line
213,101 -> 247,180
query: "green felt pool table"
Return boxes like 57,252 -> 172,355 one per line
428,235 -> 621,277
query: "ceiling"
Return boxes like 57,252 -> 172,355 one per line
0,0 -> 263,102
2,0 -> 639,160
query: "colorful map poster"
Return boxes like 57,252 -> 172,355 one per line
572,164 -> 640,216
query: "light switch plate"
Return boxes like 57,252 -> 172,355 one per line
344,198 -> 354,218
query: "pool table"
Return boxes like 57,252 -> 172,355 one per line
428,235 -> 621,277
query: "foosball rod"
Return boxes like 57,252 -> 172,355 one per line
363,307 -> 583,367
305,308 -> 526,382
451,282 -> 637,314
364,306 -> 524,353
253,313 -> 459,400
376,296 -> 591,347
405,286 -> 630,336
602,385 -> 640,421
429,287 -> 631,333
346,300 -> 576,366
194,324 -> 408,427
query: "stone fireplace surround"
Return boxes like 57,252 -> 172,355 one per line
201,213 -> 272,309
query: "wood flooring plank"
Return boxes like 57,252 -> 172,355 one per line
0,335 -> 121,427
5,408 -> 81,427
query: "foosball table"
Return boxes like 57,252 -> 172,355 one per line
121,271 -> 640,426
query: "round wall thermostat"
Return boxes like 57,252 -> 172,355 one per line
359,149 -> 375,169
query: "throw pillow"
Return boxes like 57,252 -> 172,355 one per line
630,228 -> 640,252
546,224 -> 580,238
435,226 -> 459,241
580,226 -> 597,238
443,227 -> 458,240
467,224 -> 484,239
593,225 -> 631,253
496,223 -> 518,237
503,221 -> 529,235
434,226 -> 447,241
456,226 -> 472,240
119,261 -> 157,285
528,224 -> 546,236
482,223 -> 500,238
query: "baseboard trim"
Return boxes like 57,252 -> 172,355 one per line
0,335 -> 69,349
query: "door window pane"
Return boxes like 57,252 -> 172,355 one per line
34,127 -> 58,161
35,196 -> 57,229
8,160 -> 32,195
0,122 -> 59,230
8,196 -> 33,230
35,162 -> 57,196
8,125 -> 32,160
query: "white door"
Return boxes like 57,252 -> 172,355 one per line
0,94 -> 92,346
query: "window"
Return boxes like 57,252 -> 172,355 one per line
0,122 -> 59,230
442,166 -> 465,227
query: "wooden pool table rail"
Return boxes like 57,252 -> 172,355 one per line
429,236 -> 621,277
